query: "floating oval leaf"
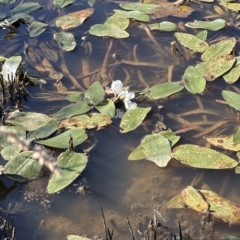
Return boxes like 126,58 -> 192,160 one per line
201,37 -> 236,61
223,65 -> 240,84
128,133 -> 171,167
53,101 -> 91,120
201,189 -> 240,225
183,66 -> 206,94
89,24 -> 129,38
36,128 -> 87,149
175,32 -> 208,52
196,30 -> 208,41
204,55 -> 236,81
222,90 -> 240,111
1,55 -> 22,82
65,92 -> 84,102
0,0 -> 15,4
95,99 -> 116,118
148,21 -> 177,31
105,14 -> 129,30
68,236 -> 91,240
114,9 -> 151,22
159,130 -> 180,146
53,0 -> 74,8
54,32 -> 76,51
27,119 -> 59,141
6,112 -> 51,131
84,81 -> 105,106
29,21 -> 48,37
58,113 -> 112,130
185,19 -> 226,31
172,144 -> 238,169
146,82 -> 184,99
120,2 -> 159,14
47,150 -> 87,193
4,151 -> 42,179
1,145 -> 22,161
120,106 -> 151,133
233,128 -> 240,144
167,194 -> 185,209
220,2 -> 240,11
56,8 -> 94,30
11,2 -> 42,15
181,186 -> 209,213
205,135 -> 240,151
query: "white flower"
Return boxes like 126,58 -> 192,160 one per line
111,80 -> 137,110
0,165 -> 4,175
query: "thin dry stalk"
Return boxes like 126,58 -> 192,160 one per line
0,126 -> 60,175
126,217 -> 135,240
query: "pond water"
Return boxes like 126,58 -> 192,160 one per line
1,0 -> 240,239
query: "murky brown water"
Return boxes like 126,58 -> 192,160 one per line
1,0 -> 240,239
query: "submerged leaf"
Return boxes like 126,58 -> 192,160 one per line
89,24 -> 129,38
56,8 -> 94,30
128,133 -> 171,167
36,128 -> 87,149
201,37 -> 236,61
222,90 -> 240,111
205,135 -> 240,151
175,32 -> 208,52
54,32 -> 76,51
120,106 -> 151,133
29,21 -> 48,37
53,0 -> 75,8
84,81 -> 105,106
1,55 -> 22,82
53,101 -> 91,120
183,66 -> 206,94
6,112 -> 51,131
146,82 -> 184,99
172,144 -> 238,169
4,151 -> 42,179
204,55 -> 236,81
185,19 -> 226,31
47,150 -> 88,193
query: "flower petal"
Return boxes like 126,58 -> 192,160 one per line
124,100 -> 137,110
126,92 -> 135,100
111,80 -> 123,95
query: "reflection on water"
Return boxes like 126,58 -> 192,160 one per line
1,0 -> 240,239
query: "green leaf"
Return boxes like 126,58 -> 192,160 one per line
29,21 -> 48,37
183,66 -> 206,94
1,145 -> 22,161
120,106 -> 151,133
159,129 -> 180,146
120,2 -> 159,14
47,150 -> 88,193
56,8 -> 94,30
128,133 -> 171,167
222,90 -> 240,111
185,19 -> 226,31
223,64 -> 240,84
175,32 -> 209,52
233,128 -> 240,144
105,14 -> 129,30
148,21 -> 177,32
84,81 -> 105,106
167,194 -> 185,209
172,144 -> 238,169
146,82 -> 184,99
95,99 -> 115,118
11,2 -> 42,15
68,235 -> 91,240
53,0 -> 74,8
54,32 -> 76,51
53,101 -> 91,120
235,166 -> 240,174
7,13 -> 31,24
6,112 -> 51,131
65,92 -> 84,102
200,189 -> 240,225
204,55 -> 236,81
89,24 -> 129,38
1,55 -> 22,82
196,30 -> 208,41
27,118 -> 59,141
4,151 -> 42,179
222,237 -> 240,240
220,2 -> 240,11
0,0 -> 15,4
36,128 -> 87,149
205,135 -> 240,151
201,37 -> 236,61
195,60 -> 209,75
114,9 -> 151,22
